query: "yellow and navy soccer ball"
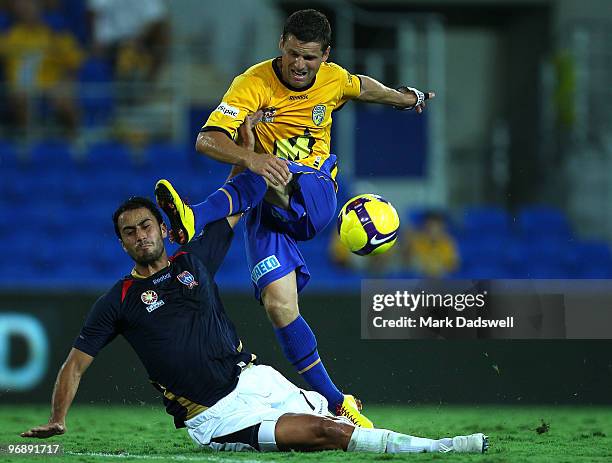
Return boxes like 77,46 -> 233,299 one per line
337,194 -> 400,256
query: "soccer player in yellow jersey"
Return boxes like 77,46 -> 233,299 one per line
155,9 -> 433,428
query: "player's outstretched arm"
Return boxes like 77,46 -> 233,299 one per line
355,75 -> 435,114
21,348 -> 93,438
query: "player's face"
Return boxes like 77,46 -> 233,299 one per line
118,208 -> 168,266
279,34 -> 330,88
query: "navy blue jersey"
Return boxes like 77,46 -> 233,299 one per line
74,220 -> 253,428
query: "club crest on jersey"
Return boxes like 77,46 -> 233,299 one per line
262,107 -> 276,123
141,290 -> 165,313
312,104 -> 326,126
177,271 -> 199,289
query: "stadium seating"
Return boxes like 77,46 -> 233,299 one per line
0,139 -> 18,169
30,139 -> 74,163
87,141 -> 134,169
78,57 -> 115,127
3,134 -> 612,288
0,11 -> 10,32
463,206 -> 512,235
43,10 -> 68,32
518,205 -> 572,240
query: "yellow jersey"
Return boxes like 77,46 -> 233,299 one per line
0,24 -> 83,90
202,58 -> 362,179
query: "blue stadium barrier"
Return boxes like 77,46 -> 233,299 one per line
1,173 -> 34,201
29,140 -> 77,173
518,205 -> 572,238
68,202 -> 115,235
144,142 -> 191,165
5,141 -> 612,288
455,262 -> 513,279
43,11 -> 68,32
1,258 -> 37,282
520,262 -> 572,279
191,155 -> 233,183
87,140 -> 134,168
571,241 -> 612,278
456,234 -> 508,268
0,12 -> 10,31
0,139 -> 18,169
463,206 -> 512,234
573,240 -> 612,264
20,198 -> 67,227
78,57 -> 115,127
59,0 -> 89,44
355,107 -> 427,177
523,237 -> 573,266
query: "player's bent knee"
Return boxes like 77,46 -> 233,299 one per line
261,276 -> 299,327
262,298 -> 298,327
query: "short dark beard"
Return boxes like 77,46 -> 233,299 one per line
131,243 -> 165,267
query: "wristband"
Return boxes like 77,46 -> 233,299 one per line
394,86 -> 427,110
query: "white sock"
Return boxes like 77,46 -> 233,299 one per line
347,427 -> 391,452
385,431 -> 448,453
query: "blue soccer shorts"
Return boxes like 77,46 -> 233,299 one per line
244,158 -> 337,300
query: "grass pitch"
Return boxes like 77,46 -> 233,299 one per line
1,404 -> 610,462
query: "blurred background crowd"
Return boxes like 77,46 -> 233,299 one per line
0,0 -> 611,291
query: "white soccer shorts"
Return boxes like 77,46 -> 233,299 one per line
185,364 -> 328,451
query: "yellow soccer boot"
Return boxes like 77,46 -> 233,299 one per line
336,394 -> 374,428
154,179 -> 196,244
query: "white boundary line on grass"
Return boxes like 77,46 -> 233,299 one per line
65,451 -> 268,463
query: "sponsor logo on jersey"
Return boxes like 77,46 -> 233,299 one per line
312,104 -> 326,126
289,94 -> 309,100
152,273 -> 171,285
177,270 -> 199,289
141,290 -> 165,313
251,255 -> 281,283
141,290 -> 158,304
262,107 -> 276,123
214,102 -> 239,118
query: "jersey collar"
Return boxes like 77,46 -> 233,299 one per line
130,261 -> 171,279
272,57 -> 316,92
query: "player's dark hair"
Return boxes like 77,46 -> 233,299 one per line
113,196 -> 164,239
282,9 -> 331,52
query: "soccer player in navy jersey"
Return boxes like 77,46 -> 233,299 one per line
19,197 -> 487,454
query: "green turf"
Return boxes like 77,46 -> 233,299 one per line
1,404 -> 610,462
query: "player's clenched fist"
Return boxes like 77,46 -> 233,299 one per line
246,153 -> 291,186
21,422 -> 66,438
